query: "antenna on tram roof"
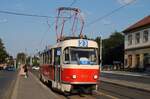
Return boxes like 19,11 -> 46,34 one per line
55,7 -> 84,42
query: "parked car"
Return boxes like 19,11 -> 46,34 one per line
5,66 -> 15,71
0,67 -> 3,70
32,66 -> 39,70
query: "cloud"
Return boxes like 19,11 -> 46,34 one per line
117,0 -> 135,5
0,18 -> 8,23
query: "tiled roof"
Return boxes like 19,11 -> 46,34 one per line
123,15 -> 150,33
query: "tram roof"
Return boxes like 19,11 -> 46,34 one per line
48,39 -> 98,49
40,39 -> 98,54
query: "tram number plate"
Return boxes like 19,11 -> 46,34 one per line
78,40 -> 88,47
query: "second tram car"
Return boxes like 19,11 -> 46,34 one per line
39,38 -> 100,93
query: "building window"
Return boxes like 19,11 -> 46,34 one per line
128,55 -> 132,67
143,30 -> 149,42
144,53 -> 150,67
135,33 -> 140,44
136,54 -> 140,67
128,34 -> 132,45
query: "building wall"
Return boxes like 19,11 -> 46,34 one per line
124,48 -> 150,69
124,27 -> 150,70
125,28 -> 150,50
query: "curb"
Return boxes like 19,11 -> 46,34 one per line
101,71 -> 150,78
11,71 -> 20,99
101,79 -> 150,93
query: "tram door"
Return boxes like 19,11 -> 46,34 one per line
54,48 -> 61,82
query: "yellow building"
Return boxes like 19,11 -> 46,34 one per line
123,15 -> 150,71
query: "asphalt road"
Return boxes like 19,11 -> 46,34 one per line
31,70 -> 150,99
101,72 -> 150,84
99,82 -> 150,99
0,70 -> 17,99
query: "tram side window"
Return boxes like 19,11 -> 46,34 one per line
41,54 -> 43,64
40,54 -> 42,65
47,51 -> 49,64
48,50 -> 52,64
64,47 -> 69,64
45,52 -> 47,64
54,48 -> 61,65
42,53 -> 45,64
44,53 -> 46,64
46,51 -> 48,64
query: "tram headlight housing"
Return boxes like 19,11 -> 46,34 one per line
94,75 -> 98,79
72,75 -> 77,79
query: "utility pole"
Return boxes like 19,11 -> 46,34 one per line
99,35 -> 102,71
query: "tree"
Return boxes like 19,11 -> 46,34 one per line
95,31 -> 124,65
16,52 -> 26,65
32,56 -> 40,66
0,38 -> 8,64
7,56 -> 14,65
26,56 -> 31,66
95,36 -> 101,64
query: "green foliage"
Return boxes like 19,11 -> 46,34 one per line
0,38 -> 8,63
17,52 -> 26,65
26,56 -> 31,65
7,56 -> 14,65
32,56 -> 39,66
103,32 -> 124,49
95,36 -> 101,50
95,31 -> 124,65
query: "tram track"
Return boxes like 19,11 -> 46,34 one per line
31,70 -> 118,99
65,93 -> 96,99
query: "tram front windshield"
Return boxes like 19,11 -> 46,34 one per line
64,47 -> 98,65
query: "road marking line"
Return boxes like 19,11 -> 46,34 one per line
96,91 -> 119,99
11,73 -> 20,99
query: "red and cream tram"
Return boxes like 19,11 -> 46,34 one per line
39,38 -> 100,93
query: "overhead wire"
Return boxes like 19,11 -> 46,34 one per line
86,0 -> 136,27
39,0 -> 78,47
86,0 -> 136,38
69,0 -> 77,6
0,10 -> 69,18
39,19 -> 55,49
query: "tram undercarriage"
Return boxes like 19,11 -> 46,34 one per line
50,80 -> 97,94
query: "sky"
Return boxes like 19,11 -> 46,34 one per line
0,0 -> 150,57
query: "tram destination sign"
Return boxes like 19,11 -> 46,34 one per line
78,39 -> 88,47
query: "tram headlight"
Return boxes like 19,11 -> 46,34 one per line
94,75 -> 98,79
72,75 -> 77,79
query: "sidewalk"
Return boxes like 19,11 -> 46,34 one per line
101,71 -> 150,92
101,70 -> 150,78
11,72 -> 59,99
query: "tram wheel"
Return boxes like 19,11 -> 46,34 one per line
64,92 -> 70,96
48,81 -> 52,88
89,90 -> 93,95
39,74 -> 42,81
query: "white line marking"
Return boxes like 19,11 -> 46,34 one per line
11,73 -> 20,99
